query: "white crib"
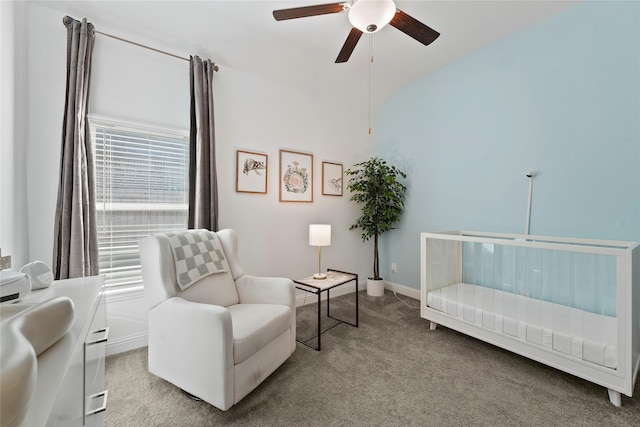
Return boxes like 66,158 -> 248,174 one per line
420,231 -> 640,407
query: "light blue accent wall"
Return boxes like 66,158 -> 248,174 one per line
377,1 -> 640,290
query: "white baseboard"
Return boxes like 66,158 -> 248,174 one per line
106,332 -> 148,356
295,280 -> 419,306
384,281 -> 420,300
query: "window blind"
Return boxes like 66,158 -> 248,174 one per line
91,117 -> 189,288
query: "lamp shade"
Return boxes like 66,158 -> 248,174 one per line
348,0 -> 396,33
309,224 -> 331,246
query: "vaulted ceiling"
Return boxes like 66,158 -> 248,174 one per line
37,0 -> 579,112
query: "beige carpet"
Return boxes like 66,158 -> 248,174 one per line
105,291 -> 640,426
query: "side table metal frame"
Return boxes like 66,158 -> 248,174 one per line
293,268 -> 359,351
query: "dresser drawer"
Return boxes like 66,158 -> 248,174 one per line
84,292 -> 108,427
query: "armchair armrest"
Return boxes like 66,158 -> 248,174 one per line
235,275 -> 295,308
148,297 -> 235,409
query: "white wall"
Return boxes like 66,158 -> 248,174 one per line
21,2 -> 374,354
0,0 -> 29,270
26,2 -> 66,268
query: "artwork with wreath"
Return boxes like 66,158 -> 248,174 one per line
279,149 -> 313,202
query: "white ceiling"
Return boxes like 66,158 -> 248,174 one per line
36,0 -> 579,111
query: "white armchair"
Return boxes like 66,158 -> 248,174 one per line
139,229 -> 295,411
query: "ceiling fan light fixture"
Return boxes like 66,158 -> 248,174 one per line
348,0 -> 396,34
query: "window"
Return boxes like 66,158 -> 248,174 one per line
91,116 -> 189,288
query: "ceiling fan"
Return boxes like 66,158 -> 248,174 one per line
273,0 -> 440,63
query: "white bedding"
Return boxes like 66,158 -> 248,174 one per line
427,283 -> 617,369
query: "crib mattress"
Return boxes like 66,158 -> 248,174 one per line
427,283 -> 617,369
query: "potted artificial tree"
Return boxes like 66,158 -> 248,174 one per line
345,157 -> 407,296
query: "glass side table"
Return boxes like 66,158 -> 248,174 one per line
293,268 -> 359,351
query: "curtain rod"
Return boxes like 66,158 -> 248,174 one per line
63,16 -> 219,72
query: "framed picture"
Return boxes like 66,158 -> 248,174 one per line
279,149 -> 313,202
236,150 -> 268,194
322,161 -> 343,196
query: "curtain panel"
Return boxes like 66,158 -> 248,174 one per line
188,55 -> 219,231
52,17 -> 99,279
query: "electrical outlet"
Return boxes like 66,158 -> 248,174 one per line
391,262 -> 397,273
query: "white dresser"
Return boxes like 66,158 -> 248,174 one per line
17,275 -> 107,427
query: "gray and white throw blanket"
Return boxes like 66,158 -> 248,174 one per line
165,229 -> 228,290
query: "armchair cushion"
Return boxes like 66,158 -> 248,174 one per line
140,233 -> 239,309
228,304 -> 291,364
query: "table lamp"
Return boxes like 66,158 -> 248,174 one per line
309,224 -> 331,280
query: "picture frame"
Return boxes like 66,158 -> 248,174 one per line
279,149 -> 313,202
236,150 -> 268,194
322,161 -> 343,196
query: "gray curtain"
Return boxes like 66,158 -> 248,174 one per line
52,17 -> 98,279
188,55 -> 219,231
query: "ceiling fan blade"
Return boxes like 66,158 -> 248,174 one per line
273,2 -> 347,21
335,27 -> 363,63
390,9 -> 440,46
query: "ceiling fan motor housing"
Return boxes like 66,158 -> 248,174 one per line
272,0 -> 440,63
349,0 -> 397,33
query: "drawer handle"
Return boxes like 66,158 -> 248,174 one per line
86,389 -> 108,416
86,327 -> 110,345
